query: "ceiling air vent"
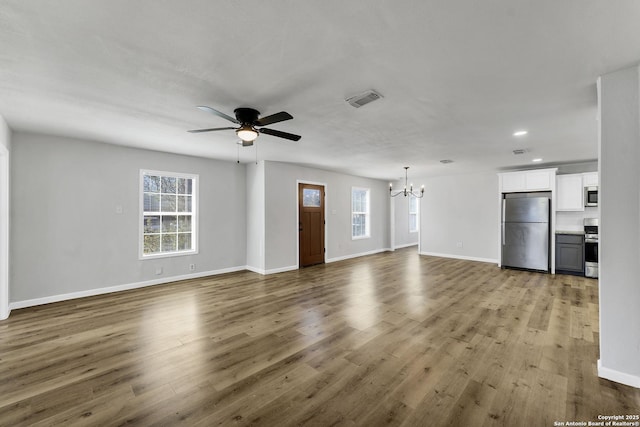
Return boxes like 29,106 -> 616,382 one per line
440,159 -> 454,164
346,90 -> 383,108
513,149 -> 527,155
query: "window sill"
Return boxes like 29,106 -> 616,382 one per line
139,249 -> 198,260
351,235 -> 370,241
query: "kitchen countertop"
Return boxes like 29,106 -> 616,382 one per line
555,230 -> 585,235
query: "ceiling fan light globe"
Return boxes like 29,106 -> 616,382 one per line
236,127 -> 258,141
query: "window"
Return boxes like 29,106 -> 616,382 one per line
409,196 -> 419,233
351,187 -> 370,239
140,170 -> 198,258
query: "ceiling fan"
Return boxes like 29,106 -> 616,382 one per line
188,106 -> 301,146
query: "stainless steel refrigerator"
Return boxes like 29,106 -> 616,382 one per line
501,197 -> 550,272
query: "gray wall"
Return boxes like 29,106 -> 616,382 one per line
263,161 -> 391,270
420,171 -> 499,262
245,162 -> 265,272
598,65 -> 640,385
10,132 -> 247,302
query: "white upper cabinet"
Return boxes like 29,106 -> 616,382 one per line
501,173 -> 526,192
583,172 -> 598,187
525,170 -> 553,191
556,174 -> 584,211
498,169 -> 557,193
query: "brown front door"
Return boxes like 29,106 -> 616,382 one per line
298,183 -> 325,267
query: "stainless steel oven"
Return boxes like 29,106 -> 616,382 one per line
584,186 -> 598,207
584,218 -> 598,278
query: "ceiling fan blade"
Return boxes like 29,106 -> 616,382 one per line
187,127 -> 236,133
197,106 -> 240,124
254,111 -> 293,127
259,127 -> 301,141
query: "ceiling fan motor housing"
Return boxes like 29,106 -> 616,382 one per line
234,108 -> 260,124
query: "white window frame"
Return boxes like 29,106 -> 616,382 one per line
139,169 -> 199,260
409,196 -> 419,233
351,187 -> 370,239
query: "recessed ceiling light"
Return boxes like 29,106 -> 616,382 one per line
532,158 -> 543,162
513,130 -> 528,137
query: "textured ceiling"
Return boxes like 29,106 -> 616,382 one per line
1,1 -> 640,180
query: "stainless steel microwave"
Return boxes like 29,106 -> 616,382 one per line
585,186 -> 598,207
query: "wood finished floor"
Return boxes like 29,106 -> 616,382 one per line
1,248 -> 639,426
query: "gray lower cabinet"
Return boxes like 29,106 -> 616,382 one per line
555,233 -> 585,276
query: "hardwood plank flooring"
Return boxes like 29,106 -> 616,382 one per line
1,248 -> 639,426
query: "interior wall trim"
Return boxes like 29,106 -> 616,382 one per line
419,251 -> 499,264
393,243 -> 419,250
9,266 -> 247,311
0,145 -> 8,321
598,360 -> 640,389
245,265 -> 298,275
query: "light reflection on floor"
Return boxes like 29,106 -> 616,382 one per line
403,250 -> 427,317
137,293 -> 204,384
346,263 -> 378,330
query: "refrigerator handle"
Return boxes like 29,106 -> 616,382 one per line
501,199 -> 506,246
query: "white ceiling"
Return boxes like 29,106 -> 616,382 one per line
1,1 -> 640,180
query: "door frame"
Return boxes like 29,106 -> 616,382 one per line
0,145 -> 9,320
296,180 -> 328,268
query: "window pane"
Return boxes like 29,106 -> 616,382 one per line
177,178 -> 193,195
410,197 -> 419,214
161,177 -> 176,194
162,215 -> 177,232
303,189 -> 321,207
178,195 -> 192,212
144,193 -> 160,212
178,233 -> 192,250
161,233 -> 177,252
144,215 -> 161,233
353,214 -> 364,237
144,175 -> 160,193
178,215 -> 191,232
161,195 -> 177,212
409,214 -> 417,232
144,234 -> 161,254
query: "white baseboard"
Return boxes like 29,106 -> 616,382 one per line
598,359 -> 640,389
326,248 -> 392,263
245,265 -> 265,275
266,265 -> 298,274
9,265 -> 247,310
419,251 -> 498,264
245,265 -> 298,275
393,243 -> 419,250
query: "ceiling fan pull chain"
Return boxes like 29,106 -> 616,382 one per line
255,141 -> 258,165
237,142 -> 240,164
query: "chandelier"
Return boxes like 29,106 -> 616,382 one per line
390,166 -> 424,198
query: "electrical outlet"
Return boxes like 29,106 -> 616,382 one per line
155,267 -> 163,275
189,263 -> 196,271
456,241 -> 463,248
